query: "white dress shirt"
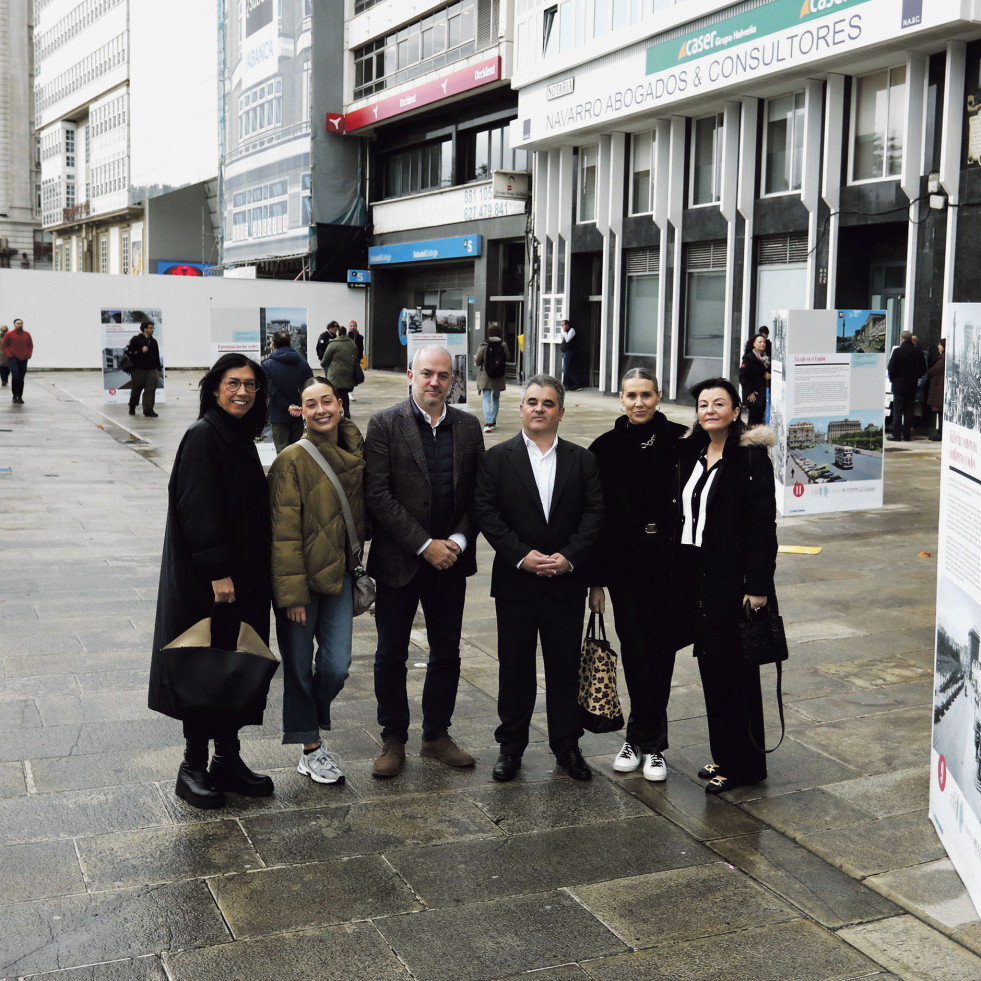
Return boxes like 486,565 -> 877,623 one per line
522,430 -> 559,518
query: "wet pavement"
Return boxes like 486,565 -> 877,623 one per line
0,367 -> 975,980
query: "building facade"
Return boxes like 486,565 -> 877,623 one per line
328,0 -> 530,372
510,0 -> 981,398
35,0 -> 219,275
1,1 -> 48,269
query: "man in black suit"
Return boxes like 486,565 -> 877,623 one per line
365,345 -> 485,777
472,374 -> 604,782
888,330 -> 923,441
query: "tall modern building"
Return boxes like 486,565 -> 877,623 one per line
0,1 -> 47,269
315,0 -> 529,371
510,0 -> 981,397
34,0 -> 219,275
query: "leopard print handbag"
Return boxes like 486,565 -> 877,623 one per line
578,612 -> 624,733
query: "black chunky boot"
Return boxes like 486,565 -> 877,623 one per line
210,735 -> 274,797
175,739 -> 225,809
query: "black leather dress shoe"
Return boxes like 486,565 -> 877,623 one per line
175,763 -> 225,809
144,410 -> 159,418
492,752 -> 521,782
209,754 -> 274,797
556,747 -> 592,781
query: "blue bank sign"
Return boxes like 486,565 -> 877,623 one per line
368,235 -> 483,265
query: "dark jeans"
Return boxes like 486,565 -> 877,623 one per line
609,581 -> 676,753
337,388 -> 351,418
494,596 -> 585,757
271,419 -> 304,454
8,357 -> 27,399
373,564 -> 467,743
892,392 -> 915,439
562,351 -> 579,390
129,368 -> 159,413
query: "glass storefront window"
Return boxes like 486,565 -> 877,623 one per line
685,270 -> 725,357
625,274 -> 658,353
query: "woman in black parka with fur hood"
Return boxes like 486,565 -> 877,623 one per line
149,354 -> 274,810
670,377 -> 778,796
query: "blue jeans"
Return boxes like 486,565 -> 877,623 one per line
482,389 -> 500,426
373,565 -> 467,743
276,576 -> 352,744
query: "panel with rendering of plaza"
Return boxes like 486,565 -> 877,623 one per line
784,411 -> 884,485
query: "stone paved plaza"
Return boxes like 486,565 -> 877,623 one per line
0,367 -> 976,980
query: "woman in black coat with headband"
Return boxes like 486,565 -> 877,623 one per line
149,353 -> 274,809
588,366 -> 685,783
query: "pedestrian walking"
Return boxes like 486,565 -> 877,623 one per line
474,323 -> 509,432
2,318 -> 33,405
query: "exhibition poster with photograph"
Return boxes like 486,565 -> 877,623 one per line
209,308 -> 262,365
404,307 -> 470,406
771,309 -> 886,516
100,308 -> 164,405
930,302 -> 981,918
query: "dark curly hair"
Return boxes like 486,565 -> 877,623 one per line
198,353 -> 268,438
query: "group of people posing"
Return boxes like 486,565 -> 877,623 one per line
149,343 -> 778,809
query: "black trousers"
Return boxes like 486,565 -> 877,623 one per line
494,596 -> 585,757
674,545 -> 766,783
373,565 -> 467,744
697,652 -> 766,783
609,580 -> 676,753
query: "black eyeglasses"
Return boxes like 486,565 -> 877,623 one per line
222,378 -> 258,393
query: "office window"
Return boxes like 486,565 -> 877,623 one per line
578,145 -> 598,222
121,232 -> 129,275
461,122 -> 528,182
630,130 -> 654,214
763,92 -> 805,195
684,241 -> 727,358
625,266 -> 659,353
381,139 -> 452,197
685,271 -> 725,356
353,0 -> 488,101
691,113 -> 723,206
851,66 -> 906,181
100,237 -> 108,274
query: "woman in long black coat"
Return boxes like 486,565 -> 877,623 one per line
671,377 -> 778,795
738,333 -> 770,426
149,354 -> 274,809
588,367 -> 685,782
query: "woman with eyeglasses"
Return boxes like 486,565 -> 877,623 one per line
149,354 -> 275,809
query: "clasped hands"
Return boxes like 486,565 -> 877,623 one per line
423,539 -> 461,570
521,550 -> 571,577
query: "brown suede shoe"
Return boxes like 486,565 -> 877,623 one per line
372,740 -> 406,778
420,734 -> 475,768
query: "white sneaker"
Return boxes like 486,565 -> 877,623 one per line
298,746 -> 345,785
613,742 -> 641,772
642,752 -> 667,782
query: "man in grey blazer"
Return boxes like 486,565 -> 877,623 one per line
365,345 -> 485,777
472,374 -> 604,783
